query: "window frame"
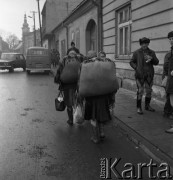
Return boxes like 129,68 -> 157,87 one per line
117,5 -> 132,58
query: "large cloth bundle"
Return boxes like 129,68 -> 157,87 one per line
79,61 -> 119,97
60,56 -> 81,84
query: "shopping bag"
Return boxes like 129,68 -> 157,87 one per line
73,104 -> 84,124
161,76 -> 168,88
55,91 -> 66,111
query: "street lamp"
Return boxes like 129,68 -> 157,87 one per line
28,11 -> 36,46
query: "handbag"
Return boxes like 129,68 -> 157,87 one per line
55,91 -> 66,111
161,76 -> 168,88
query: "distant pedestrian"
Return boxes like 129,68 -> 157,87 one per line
164,31 -> 173,133
130,37 -> 159,114
67,42 -> 80,55
51,49 -> 59,67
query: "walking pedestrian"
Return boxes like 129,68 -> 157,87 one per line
54,50 -> 81,125
162,31 -> 173,120
164,31 -> 173,133
98,51 -> 116,118
130,37 -> 159,114
80,50 -> 118,143
67,42 -> 80,55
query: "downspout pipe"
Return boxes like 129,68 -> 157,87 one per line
91,0 -> 103,52
62,22 -> 69,55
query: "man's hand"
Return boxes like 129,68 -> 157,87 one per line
146,55 -> 152,63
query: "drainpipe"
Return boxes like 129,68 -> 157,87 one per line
91,0 -> 103,52
65,26 -> 69,53
62,22 -> 69,55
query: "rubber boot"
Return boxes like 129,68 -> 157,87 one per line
145,97 -> 155,112
137,99 -> 143,115
90,120 -> 100,144
67,107 -> 73,125
99,123 -> 105,139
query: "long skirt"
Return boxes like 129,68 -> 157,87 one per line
84,94 -> 111,124
63,88 -> 76,107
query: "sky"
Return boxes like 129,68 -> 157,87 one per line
0,0 -> 46,40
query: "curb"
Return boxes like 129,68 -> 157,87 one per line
113,115 -> 173,175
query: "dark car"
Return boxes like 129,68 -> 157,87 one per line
0,53 -> 26,72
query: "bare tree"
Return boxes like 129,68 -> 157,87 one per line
6,34 -> 19,50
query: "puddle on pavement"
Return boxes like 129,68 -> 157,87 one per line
14,145 -> 26,154
32,118 -> 44,123
27,145 -> 54,159
39,83 -> 48,87
20,112 -> 28,116
7,98 -> 16,101
24,107 -> 34,111
43,163 -> 66,177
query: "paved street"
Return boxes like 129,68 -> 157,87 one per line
0,69 -> 159,180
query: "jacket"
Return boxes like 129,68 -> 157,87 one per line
130,48 -> 159,83
163,49 -> 173,94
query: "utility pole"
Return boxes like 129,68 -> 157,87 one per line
36,0 -> 43,47
29,11 -> 37,46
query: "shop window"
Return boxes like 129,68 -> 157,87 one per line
117,5 -> 132,56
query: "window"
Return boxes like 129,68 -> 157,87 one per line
117,5 -> 132,56
76,29 -> 80,49
71,32 -> 75,42
61,40 -> 66,58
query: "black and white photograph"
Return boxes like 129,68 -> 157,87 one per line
0,0 -> 173,179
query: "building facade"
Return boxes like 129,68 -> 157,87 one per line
52,0 -> 99,59
46,0 -> 173,101
41,0 -> 83,50
102,0 -> 173,100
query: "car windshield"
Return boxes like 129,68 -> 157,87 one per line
0,54 -> 16,61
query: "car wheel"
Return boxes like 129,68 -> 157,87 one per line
27,70 -> 30,74
9,67 -> 14,73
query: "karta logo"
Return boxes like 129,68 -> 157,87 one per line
100,158 -> 172,179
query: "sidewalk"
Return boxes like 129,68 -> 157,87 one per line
114,88 -> 173,172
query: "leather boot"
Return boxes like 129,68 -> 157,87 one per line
67,107 -> 73,125
91,120 -> 100,144
145,97 -> 155,112
99,123 -> 105,139
137,99 -> 143,115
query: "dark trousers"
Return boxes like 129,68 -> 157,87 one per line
164,93 -> 173,116
136,78 -> 153,100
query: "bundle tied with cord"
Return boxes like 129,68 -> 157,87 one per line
78,60 -> 119,97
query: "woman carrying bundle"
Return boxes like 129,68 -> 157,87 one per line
79,50 -> 119,143
55,50 -> 82,125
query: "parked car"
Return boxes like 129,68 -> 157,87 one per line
0,53 -> 26,72
26,47 -> 51,74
